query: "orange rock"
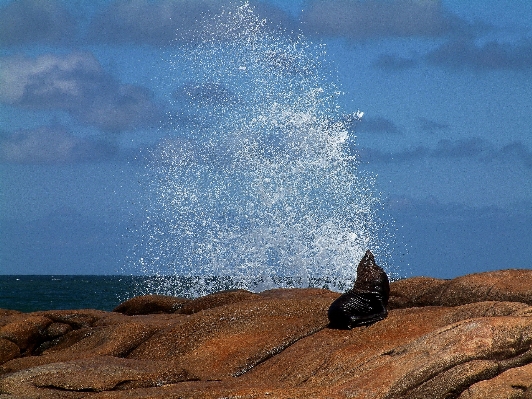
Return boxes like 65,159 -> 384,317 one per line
0,338 -> 19,365
458,362 -> 532,399
389,269 -> 532,308
2,269 -> 532,398
180,289 -> 261,314
128,294 -> 333,379
388,276 -> 447,308
0,314 -> 52,353
113,295 -> 190,315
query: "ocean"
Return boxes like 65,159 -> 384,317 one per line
0,276 -> 145,312
0,275 -> 349,313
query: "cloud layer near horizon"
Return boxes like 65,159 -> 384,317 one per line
356,137 -> 532,169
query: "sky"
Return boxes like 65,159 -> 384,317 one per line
0,0 -> 531,279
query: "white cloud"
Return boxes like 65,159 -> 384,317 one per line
0,53 -> 100,104
0,126 -> 116,164
1,127 -> 75,163
0,52 -> 160,132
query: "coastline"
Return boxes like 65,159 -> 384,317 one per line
2,269 -> 532,398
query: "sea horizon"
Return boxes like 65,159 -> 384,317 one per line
0,274 -> 353,313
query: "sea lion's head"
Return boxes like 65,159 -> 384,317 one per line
353,250 -> 390,304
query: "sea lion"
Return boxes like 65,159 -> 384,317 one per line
328,250 -> 390,329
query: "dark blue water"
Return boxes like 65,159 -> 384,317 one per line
0,276 -> 144,312
0,275 -> 348,313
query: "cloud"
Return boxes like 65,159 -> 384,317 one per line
0,0 -> 294,47
88,0 -> 218,45
301,0 -> 465,40
0,52 -> 161,132
417,117 -> 449,132
372,54 -> 419,70
0,125 -> 117,164
431,138 -> 488,158
355,116 -> 402,135
498,142 -> 532,168
356,137 -> 532,168
88,0 -> 295,46
356,145 -> 427,163
373,38 -> 532,72
427,38 -> 532,70
174,82 -> 238,106
0,0 -> 76,46
383,194 -> 530,221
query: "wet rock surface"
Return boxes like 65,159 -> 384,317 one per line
2,269 -> 532,398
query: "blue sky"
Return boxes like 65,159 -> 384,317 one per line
0,0 -> 531,279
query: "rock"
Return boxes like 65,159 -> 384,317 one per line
389,269 -> 532,308
388,276 -> 448,309
258,287 -> 338,300
127,293 -> 334,379
0,310 -> 183,375
2,269 -> 532,398
0,314 -> 52,354
39,309 -> 110,328
0,338 -> 19,364
180,289 -> 260,314
0,309 -> 21,317
239,301 -> 531,396
112,290 -> 260,316
0,356 -> 196,398
458,362 -> 532,399
113,295 -> 190,315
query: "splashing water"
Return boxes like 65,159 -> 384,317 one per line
133,3 -> 392,297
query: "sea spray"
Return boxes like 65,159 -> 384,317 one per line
131,3 -> 394,297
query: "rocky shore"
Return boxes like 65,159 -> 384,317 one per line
2,269 -> 532,398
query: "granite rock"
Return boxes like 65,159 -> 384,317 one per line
113,295 -> 190,315
2,269 -> 532,398
388,269 -> 532,308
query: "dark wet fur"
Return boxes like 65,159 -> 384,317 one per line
328,250 -> 389,329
